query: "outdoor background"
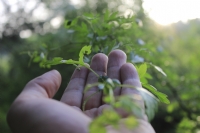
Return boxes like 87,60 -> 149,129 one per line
0,0 -> 200,133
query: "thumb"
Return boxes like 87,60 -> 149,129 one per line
20,70 -> 61,99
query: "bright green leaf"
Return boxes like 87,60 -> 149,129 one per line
124,116 -> 138,129
33,56 -> 41,62
142,84 -> 170,104
144,73 -> 153,79
138,63 -> 147,78
79,45 -> 92,63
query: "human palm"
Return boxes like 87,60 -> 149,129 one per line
7,50 -> 154,133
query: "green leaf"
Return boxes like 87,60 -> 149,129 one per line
79,45 -> 92,63
104,9 -> 109,22
139,88 -> 158,121
138,63 -> 147,78
64,20 -> 72,28
124,116 -> 138,129
64,19 -> 78,28
142,84 -> 170,104
150,63 -> 167,77
111,42 -> 121,51
154,65 -> 167,76
89,109 -> 121,133
144,73 -> 153,79
109,11 -> 118,21
33,56 -> 41,62
81,22 -> 88,32
140,77 -> 148,84
65,59 -> 77,64
119,84 -> 158,121
89,124 -> 106,133
83,13 -> 96,20
103,95 -> 111,103
106,78 -> 115,87
42,57 -> 63,66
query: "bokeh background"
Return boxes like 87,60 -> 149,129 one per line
0,0 -> 200,132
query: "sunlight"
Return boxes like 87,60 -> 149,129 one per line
143,0 -> 200,25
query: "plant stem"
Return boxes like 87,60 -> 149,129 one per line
82,91 -> 100,111
109,88 -> 115,105
83,64 -> 99,77
84,83 -> 100,93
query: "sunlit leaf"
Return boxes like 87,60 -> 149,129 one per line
138,63 -> 147,78
142,84 -> 170,104
79,45 -> 92,63
42,57 -> 63,66
140,77 -> 148,84
144,73 -> 153,79
150,63 -> 167,77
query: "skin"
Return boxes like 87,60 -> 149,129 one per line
7,50 -> 155,133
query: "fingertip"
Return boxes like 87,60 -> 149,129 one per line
109,49 -> 127,59
120,63 -> 140,81
108,50 -> 127,67
92,53 -> 108,62
46,69 -> 62,88
90,53 -> 108,72
50,69 -> 62,81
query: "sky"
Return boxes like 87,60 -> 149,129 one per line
1,0 -> 200,26
143,0 -> 200,25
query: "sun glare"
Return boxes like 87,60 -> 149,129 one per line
143,0 -> 200,25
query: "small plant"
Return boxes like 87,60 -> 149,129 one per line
25,11 -> 170,133
40,45 -> 170,132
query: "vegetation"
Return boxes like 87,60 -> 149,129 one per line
0,0 -> 200,132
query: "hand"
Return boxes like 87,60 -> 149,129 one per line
7,50 -> 155,133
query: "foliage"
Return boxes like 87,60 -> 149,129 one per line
35,34 -> 170,133
1,0 -> 200,133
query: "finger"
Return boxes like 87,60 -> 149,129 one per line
107,50 -> 126,96
83,53 -> 108,110
20,70 -> 61,99
120,63 -> 144,109
60,66 -> 89,108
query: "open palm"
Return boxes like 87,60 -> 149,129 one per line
7,50 -> 154,133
